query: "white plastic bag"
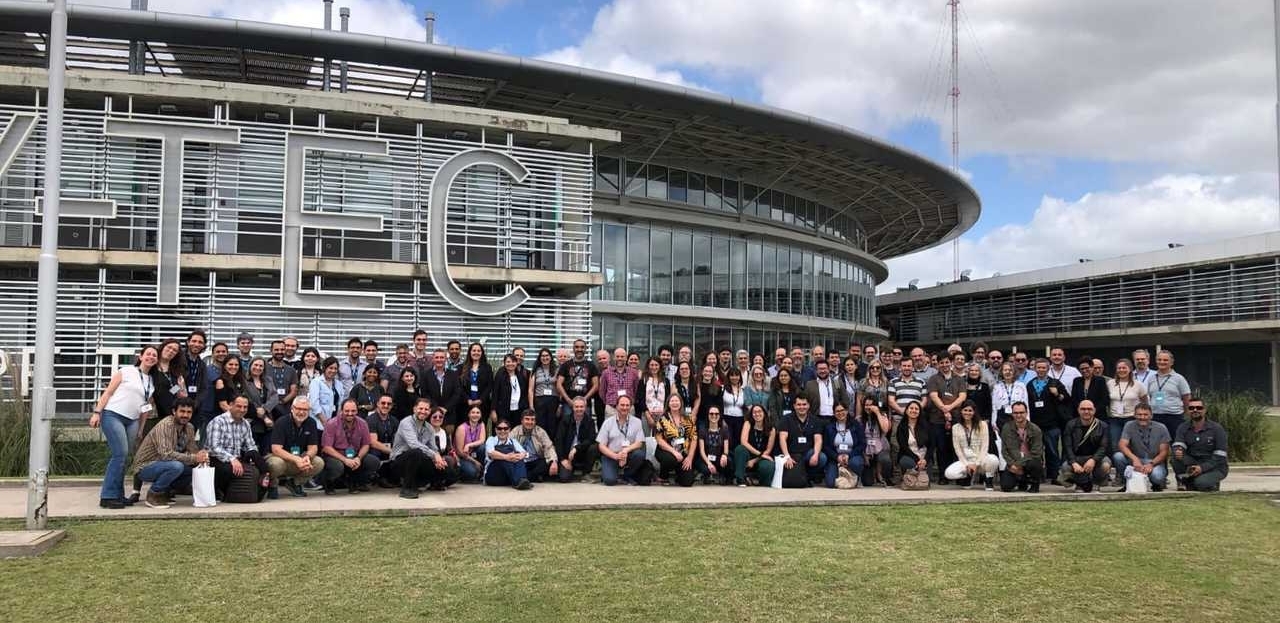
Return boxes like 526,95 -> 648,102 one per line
1124,466 -> 1150,494
192,464 -> 217,507
644,436 -> 659,469
771,455 -> 787,489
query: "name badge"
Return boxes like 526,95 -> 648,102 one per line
684,407 -> 692,415
470,384 -> 479,393
673,437 -> 685,447
1003,405 -> 1012,414
290,446 -> 301,456
783,409 -> 792,417
838,444 -> 850,452
539,388 -> 553,396
1034,401 -> 1045,408
170,384 -> 183,396
277,388 -> 287,396
187,385 -> 198,394
139,404 -> 153,415
574,378 -> 587,389
1155,394 -> 1165,403
797,436 -> 808,445
344,448 -> 356,459
617,389 -> 627,397
707,454 -> 718,462
944,392 -> 954,397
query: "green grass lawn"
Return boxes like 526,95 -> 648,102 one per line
2,496 -> 1278,623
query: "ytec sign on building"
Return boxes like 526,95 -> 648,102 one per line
0,108 -> 594,316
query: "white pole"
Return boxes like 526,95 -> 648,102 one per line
27,0 -> 68,531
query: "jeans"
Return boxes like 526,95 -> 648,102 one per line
99,410 -> 139,501
732,444 -> 775,485
1060,459 -> 1108,492
1153,414 -> 1185,440
999,459 -> 1044,492
558,443 -> 600,482
398,448 -> 457,489
1106,418 -> 1127,454
484,459 -> 528,487
1111,452 -> 1168,489
783,449 -> 828,485
861,448 -> 892,486
825,454 -> 865,488
656,447 -> 697,487
459,457 -> 484,482
1042,427 -> 1062,480
601,448 -> 649,485
136,460 -> 191,494
534,395 -> 560,435
898,454 -> 927,474
321,454 -> 381,487
928,421 -> 954,480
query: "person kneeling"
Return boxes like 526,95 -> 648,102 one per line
999,402 -> 1044,493
205,395 -> 271,502
320,399 -> 380,495
510,409 -> 559,483
655,394 -> 698,487
697,407 -> 734,485
944,401 -> 999,490
483,421 -> 533,490
131,398 -> 206,509
266,397 -> 325,498
391,398 -> 454,499
1113,403 -> 1170,492
555,397 -> 599,482
1172,397 -> 1229,492
596,396 -> 651,486
778,396 -> 827,488
824,404 -> 864,488
1060,400 -> 1109,492
894,402 -> 930,487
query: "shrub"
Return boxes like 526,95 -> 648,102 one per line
0,394 -> 99,477
1202,391 -> 1270,463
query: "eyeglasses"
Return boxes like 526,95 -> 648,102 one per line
708,411 -> 721,416
869,366 -> 881,370
496,426 -> 510,431
1188,406 -> 1205,411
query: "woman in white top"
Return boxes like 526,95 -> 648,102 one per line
989,362 -> 1028,431
89,345 -> 159,509
720,367 -> 747,449
944,401 -> 999,490
1106,358 -> 1148,451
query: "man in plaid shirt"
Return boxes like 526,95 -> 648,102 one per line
205,394 -> 269,500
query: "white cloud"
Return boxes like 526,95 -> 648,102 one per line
538,46 -> 694,88
880,174 -> 1279,292
538,0 -> 1275,177
72,0 -> 427,41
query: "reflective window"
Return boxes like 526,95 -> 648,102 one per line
624,161 -> 644,197
693,234 -> 712,307
731,239 -> 746,309
687,171 -> 705,207
705,176 -> 722,211
669,169 -> 687,203
712,236 -> 730,308
651,229 -> 672,304
762,244 -> 776,313
627,226 -> 649,302
723,179 -> 739,213
747,241 -> 762,311
646,165 -> 668,201
673,231 -> 692,306
602,224 -> 626,301
596,157 -> 620,193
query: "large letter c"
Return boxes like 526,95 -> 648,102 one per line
427,149 -> 532,316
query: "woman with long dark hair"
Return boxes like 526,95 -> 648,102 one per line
150,338 -> 188,429
696,364 -> 722,427
639,356 -> 670,433
90,345 -> 159,509
460,342 -> 493,420
767,367 -> 800,420
529,348 -> 560,434
214,356 -> 246,413
945,400 -> 999,490
297,347 -> 323,391
858,395 -> 893,487
491,353 -> 530,429
895,401 -> 931,479
733,403 -> 776,487
655,393 -> 698,487
243,356 -> 275,454
720,367 -> 747,449
671,360 -> 700,424
391,367 -> 420,419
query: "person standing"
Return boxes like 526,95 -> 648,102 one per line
1026,358 -> 1070,482
599,348 -> 639,421
90,345 -> 159,509
337,337 -> 365,400
490,353 -> 530,429
925,357 -> 966,484
1106,358 -> 1149,452
529,348 -> 561,435
1147,349 -> 1192,440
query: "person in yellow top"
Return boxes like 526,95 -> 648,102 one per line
655,393 -> 698,487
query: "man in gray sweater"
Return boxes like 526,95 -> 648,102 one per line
391,397 -> 451,499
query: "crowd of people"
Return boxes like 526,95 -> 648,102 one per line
89,330 -> 1231,509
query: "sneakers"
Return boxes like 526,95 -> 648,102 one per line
266,486 -> 280,500
399,487 -> 419,499
303,478 -> 324,491
145,491 -> 172,509
735,477 -> 747,487
515,478 -> 533,491
285,481 -> 307,497
99,498 -> 125,510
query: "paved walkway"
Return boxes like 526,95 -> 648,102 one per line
4,468 -> 1279,520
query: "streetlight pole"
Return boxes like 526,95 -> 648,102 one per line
26,0 -> 68,530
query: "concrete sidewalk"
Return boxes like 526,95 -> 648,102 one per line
4,468 -> 1278,520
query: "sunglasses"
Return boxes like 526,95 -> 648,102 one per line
1188,406 -> 1205,411
496,426 -> 510,431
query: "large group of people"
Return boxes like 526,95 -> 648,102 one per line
91,330 -> 1231,509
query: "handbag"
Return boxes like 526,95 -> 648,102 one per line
192,464 -> 217,508
900,468 -> 931,491
1124,466 -> 1151,494
835,465 -> 858,489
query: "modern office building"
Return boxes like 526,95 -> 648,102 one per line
877,232 -> 1280,402
0,3 -> 977,414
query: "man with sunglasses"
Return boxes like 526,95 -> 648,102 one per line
1172,398 -> 1229,492
1012,352 -> 1035,384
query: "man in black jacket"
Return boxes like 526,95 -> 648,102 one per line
1060,400 -> 1109,492
1025,358 -> 1070,482
421,350 -> 462,428
555,397 -> 599,482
